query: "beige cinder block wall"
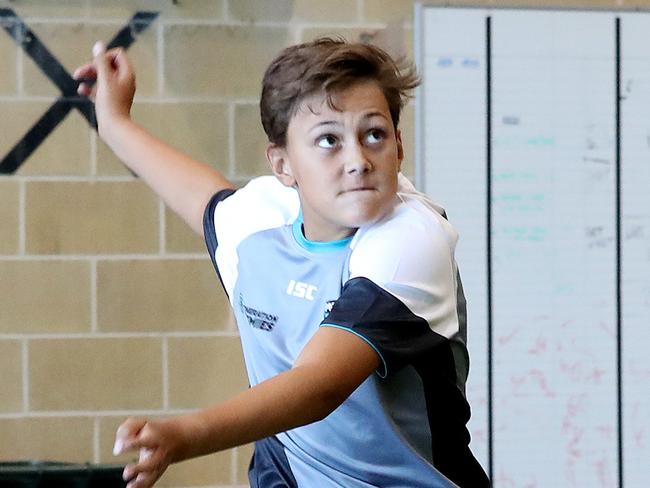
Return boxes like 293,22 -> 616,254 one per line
0,0 -> 641,487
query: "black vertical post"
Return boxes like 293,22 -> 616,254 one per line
615,16 -> 623,488
486,14 -> 494,483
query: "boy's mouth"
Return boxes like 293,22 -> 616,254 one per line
342,186 -> 375,193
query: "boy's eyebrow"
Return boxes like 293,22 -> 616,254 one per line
309,112 -> 389,132
310,120 -> 339,131
308,120 -> 346,134
362,111 -> 390,121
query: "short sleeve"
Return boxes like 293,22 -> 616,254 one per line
321,277 -> 451,378
202,176 -> 300,298
321,198 -> 463,378
203,188 -> 237,278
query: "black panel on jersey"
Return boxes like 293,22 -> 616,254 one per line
414,356 -> 491,487
203,188 -> 237,296
323,276 -> 452,376
323,276 -> 490,487
248,436 -> 298,488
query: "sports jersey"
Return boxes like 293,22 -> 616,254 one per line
203,174 -> 489,488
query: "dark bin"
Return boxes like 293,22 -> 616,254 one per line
0,461 -> 125,488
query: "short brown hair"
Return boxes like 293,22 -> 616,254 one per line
260,37 -> 420,147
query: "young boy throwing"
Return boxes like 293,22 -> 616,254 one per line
75,37 -> 489,488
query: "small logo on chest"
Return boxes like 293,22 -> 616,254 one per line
239,294 -> 277,331
286,280 -> 318,301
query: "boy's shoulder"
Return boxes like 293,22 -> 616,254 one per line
219,176 -> 299,215
349,185 -> 459,286
353,176 -> 458,252
211,175 -> 300,240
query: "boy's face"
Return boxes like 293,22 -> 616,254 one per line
268,80 -> 403,241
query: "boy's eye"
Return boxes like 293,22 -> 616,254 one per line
316,134 -> 338,149
365,129 -> 386,145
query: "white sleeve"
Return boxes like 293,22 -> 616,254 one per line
204,176 -> 300,299
348,199 -> 461,340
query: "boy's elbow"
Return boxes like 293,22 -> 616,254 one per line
291,365 -> 355,423
186,191 -> 215,237
309,390 -> 347,422
309,376 -> 359,422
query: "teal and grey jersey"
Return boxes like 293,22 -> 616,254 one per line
203,175 -> 489,488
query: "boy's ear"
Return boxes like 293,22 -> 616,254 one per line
266,143 -> 296,187
395,129 -> 404,172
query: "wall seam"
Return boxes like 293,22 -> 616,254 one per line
90,130 -> 98,177
93,416 -> 101,463
91,258 -> 98,332
163,335 -> 170,410
159,198 -> 166,255
228,102 -> 236,179
230,444 -> 238,485
22,339 -> 29,413
18,179 -> 26,255
157,21 -> 164,96
16,28 -> 23,96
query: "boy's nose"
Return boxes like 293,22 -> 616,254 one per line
345,144 -> 372,175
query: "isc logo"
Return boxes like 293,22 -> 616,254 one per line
286,280 -> 318,301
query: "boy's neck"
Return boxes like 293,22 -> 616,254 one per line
301,221 -> 356,242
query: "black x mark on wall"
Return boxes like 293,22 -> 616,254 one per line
0,9 -> 159,174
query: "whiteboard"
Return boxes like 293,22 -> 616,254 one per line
415,5 -> 650,487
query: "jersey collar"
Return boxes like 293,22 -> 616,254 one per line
291,215 -> 353,253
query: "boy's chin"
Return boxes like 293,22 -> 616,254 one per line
346,207 -> 392,229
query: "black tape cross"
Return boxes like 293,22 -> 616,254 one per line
0,10 -> 159,174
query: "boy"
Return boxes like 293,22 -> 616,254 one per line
75,38 -> 489,488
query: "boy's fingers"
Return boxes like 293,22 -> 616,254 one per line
92,41 -> 116,80
92,40 -> 106,58
72,64 -> 96,81
115,52 -> 134,84
114,418 -> 147,455
123,460 -> 154,482
122,451 -> 164,487
73,64 -> 97,96
120,437 -> 155,458
93,43 -> 130,85
122,460 -> 153,482
77,84 -> 92,96
116,417 -> 147,437
123,464 -> 151,488
125,470 -> 158,488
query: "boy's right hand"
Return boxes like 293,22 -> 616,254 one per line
73,41 -> 136,137
113,417 -> 181,488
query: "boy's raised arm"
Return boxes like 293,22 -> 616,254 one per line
74,42 -> 234,237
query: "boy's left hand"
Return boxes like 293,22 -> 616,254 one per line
72,41 -> 136,137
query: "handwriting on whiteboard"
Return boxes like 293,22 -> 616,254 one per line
436,56 -> 481,69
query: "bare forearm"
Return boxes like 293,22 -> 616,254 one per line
170,328 -> 380,462
113,328 -> 378,488
101,117 -> 233,236
174,364 -> 343,462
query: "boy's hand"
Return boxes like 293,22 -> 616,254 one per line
113,417 -> 183,488
72,41 -> 136,137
